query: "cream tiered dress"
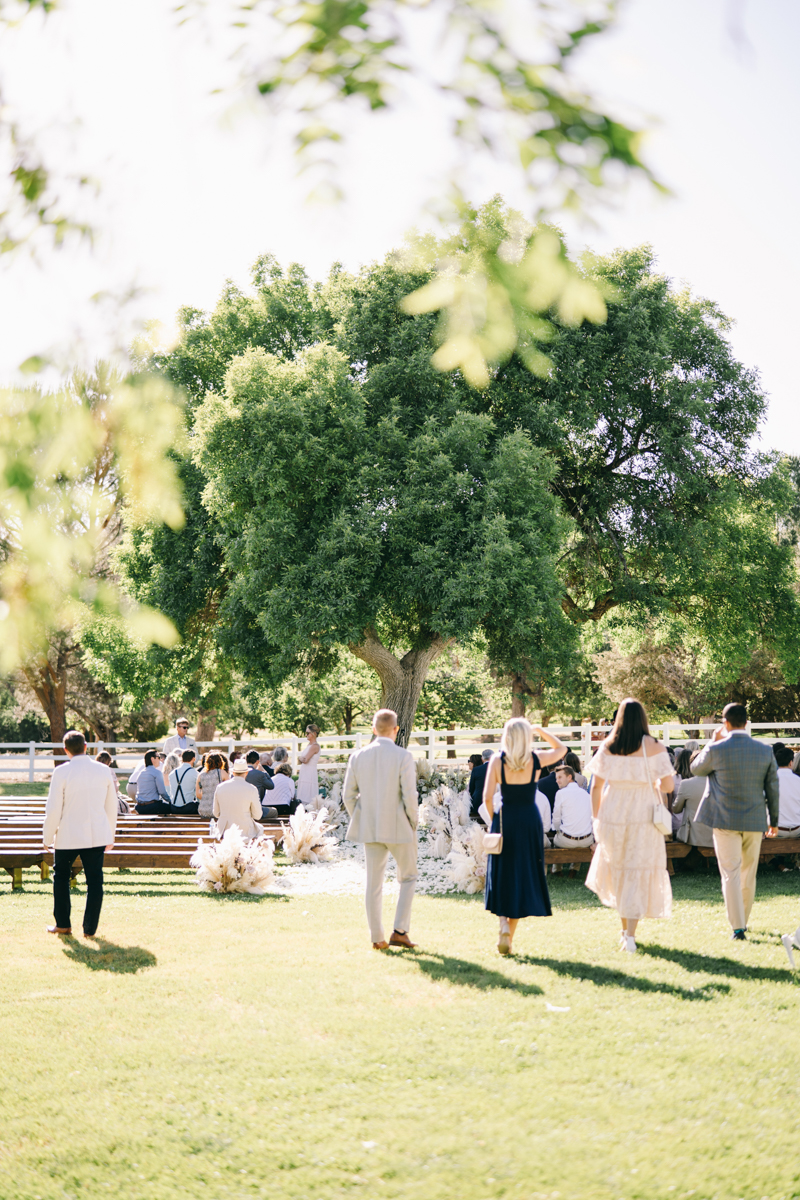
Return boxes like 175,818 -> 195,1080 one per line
585,743 -> 673,920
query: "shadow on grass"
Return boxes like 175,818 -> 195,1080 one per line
62,937 -> 156,973
516,955 -> 730,1001
196,889 -> 290,903
404,949 -> 543,996
638,943 -> 799,984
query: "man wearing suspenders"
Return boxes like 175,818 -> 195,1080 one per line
168,750 -> 200,815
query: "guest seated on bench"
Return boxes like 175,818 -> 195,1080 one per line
552,766 -> 594,850
135,749 -> 171,814
169,750 -> 200,815
245,749 -> 275,804
674,750 -> 714,848
97,751 -> 130,815
213,758 -> 264,839
536,786 -> 552,846
269,762 -> 296,816
775,747 -> 800,837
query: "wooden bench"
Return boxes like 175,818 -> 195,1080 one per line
0,815 -> 286,889
543,841 -> 691,875
699,836 -> 800,864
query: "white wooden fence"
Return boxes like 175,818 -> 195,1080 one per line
1,722 -> 799,781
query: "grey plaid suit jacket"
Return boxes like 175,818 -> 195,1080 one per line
691,733 -> 779,831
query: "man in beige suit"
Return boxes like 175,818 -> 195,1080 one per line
43,730 -> 118,937
343,709 -> 419,950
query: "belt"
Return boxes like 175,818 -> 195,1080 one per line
559,830 -> 593,840
778,826 -> 800,832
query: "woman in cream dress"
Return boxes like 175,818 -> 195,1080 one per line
296,724 -> 321,806
585,698 -> 674,953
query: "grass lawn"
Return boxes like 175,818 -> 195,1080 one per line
0,783 -> 49,796
2,865 -> 800,1200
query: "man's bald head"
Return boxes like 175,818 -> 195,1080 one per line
373,709 -> 399,738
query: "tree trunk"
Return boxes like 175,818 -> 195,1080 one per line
22,643 -> 74,760
350,626 -> 452,748
195,709 -> 217,744
344,701 -> 354,735
446,724 -> 456,759
511,673 -> 529,718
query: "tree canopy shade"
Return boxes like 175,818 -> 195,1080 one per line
192,342 -> 572,743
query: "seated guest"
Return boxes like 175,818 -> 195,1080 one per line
162,750 -> 181,787
245,749 -> 275,803
196,753 -> 229,818
671,748 -> 695,837
271,746 -> 289,772
97,751 -> 130,815
564,751 -> 588,790
270,762 -> 296,816
551,765 -> 594,850
260,750 -> 275,777
468,749 -> 492,822
773,741 -> 786,759
674,750 -> 714,847
169,749 -> 200,814
126,753 -> 150,801
536,762 -> 561,813
775,747 -> 800,836
536,786 -> 552,845
135,749 -> 171,814
213,758 -> 264,838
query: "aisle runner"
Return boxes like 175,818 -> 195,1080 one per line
271,837 -> 467,897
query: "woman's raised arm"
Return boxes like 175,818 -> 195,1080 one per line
531,725 -> 567,768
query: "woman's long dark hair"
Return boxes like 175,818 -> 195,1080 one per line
605,698 -> 650,756
673,748 -> 693,780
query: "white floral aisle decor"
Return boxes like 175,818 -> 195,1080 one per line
415,766 -> 489,895
190,825 -> 276,894
282,804 -> 339,864
303,779 -> 350,840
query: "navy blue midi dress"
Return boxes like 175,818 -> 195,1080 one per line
485,752 -> 551,919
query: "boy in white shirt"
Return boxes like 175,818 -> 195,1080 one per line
552,766 -> 594,850
775,748 -> 800,835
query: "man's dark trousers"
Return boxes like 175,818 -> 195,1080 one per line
53,846 -> 106,935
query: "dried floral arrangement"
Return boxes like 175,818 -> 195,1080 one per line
282,804 -> 339,864
190,826 -> 276,894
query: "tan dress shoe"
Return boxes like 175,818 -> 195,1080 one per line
46,926 -> 72,936
389,930 -> 416,948
372,940 -> 390,950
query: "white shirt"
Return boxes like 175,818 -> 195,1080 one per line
270,773 -> 296,807
43,754 -> 118,850
777,768 -> 800,828
536,792 -> 551,833
552,781 -> 593,838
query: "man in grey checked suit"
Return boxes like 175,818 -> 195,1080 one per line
343,708 -> 419,950
691,703 -> 779,940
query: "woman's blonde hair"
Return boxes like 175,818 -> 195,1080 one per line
500,717 -> 533,773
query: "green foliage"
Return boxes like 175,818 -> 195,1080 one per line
0,679 -> 49,743
0,367 -> 184,672
417,646 -> 505,729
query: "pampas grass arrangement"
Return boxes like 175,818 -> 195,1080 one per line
282,804 -> 339,864
190,825 -> 276,894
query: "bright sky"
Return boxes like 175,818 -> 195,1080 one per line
1,0 -> 798,455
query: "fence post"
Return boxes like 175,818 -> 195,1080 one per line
29,741 -> 35,783
580,725 -> 591,770
227,739 -> 235,761
96,739 -> 104,760
291,735 -> 299,772
427,730 -> 436,763
355,732 -> 362,753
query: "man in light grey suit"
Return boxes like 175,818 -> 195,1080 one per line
343,708 -> 419,950
691,703 -> 779,940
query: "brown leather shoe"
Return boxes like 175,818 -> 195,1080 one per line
46,926 -> 72,936
372,940 -> 390,950
389,930 -> 417,949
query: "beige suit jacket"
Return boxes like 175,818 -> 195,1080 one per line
343,737 -> 418,844
213,777 -> 263,838
43,754 -> 118,850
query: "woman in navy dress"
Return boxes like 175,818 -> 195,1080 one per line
484,718 -> 567,955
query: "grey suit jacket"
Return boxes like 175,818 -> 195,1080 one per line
691,733 -> 779,831
343,737 -> 418,844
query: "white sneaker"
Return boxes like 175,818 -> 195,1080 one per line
623,935 -> 637,954
781,934 -> 797,969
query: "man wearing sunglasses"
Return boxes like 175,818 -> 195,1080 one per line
163,719 -> 197,758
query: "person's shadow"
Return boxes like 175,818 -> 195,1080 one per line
61,937 -> 156,974
638,943 -> 798,985
403,949 -> 543,996
515,954 -> 730,1001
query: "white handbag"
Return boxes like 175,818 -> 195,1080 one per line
644,746 -> 671,836
483,802 -> 503,855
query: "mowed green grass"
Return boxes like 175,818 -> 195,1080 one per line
2,865 -> 800,1200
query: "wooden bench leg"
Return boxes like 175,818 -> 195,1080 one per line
40,862 -> 50,882
667,858 -> 675,876
12,867 -> 23,889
